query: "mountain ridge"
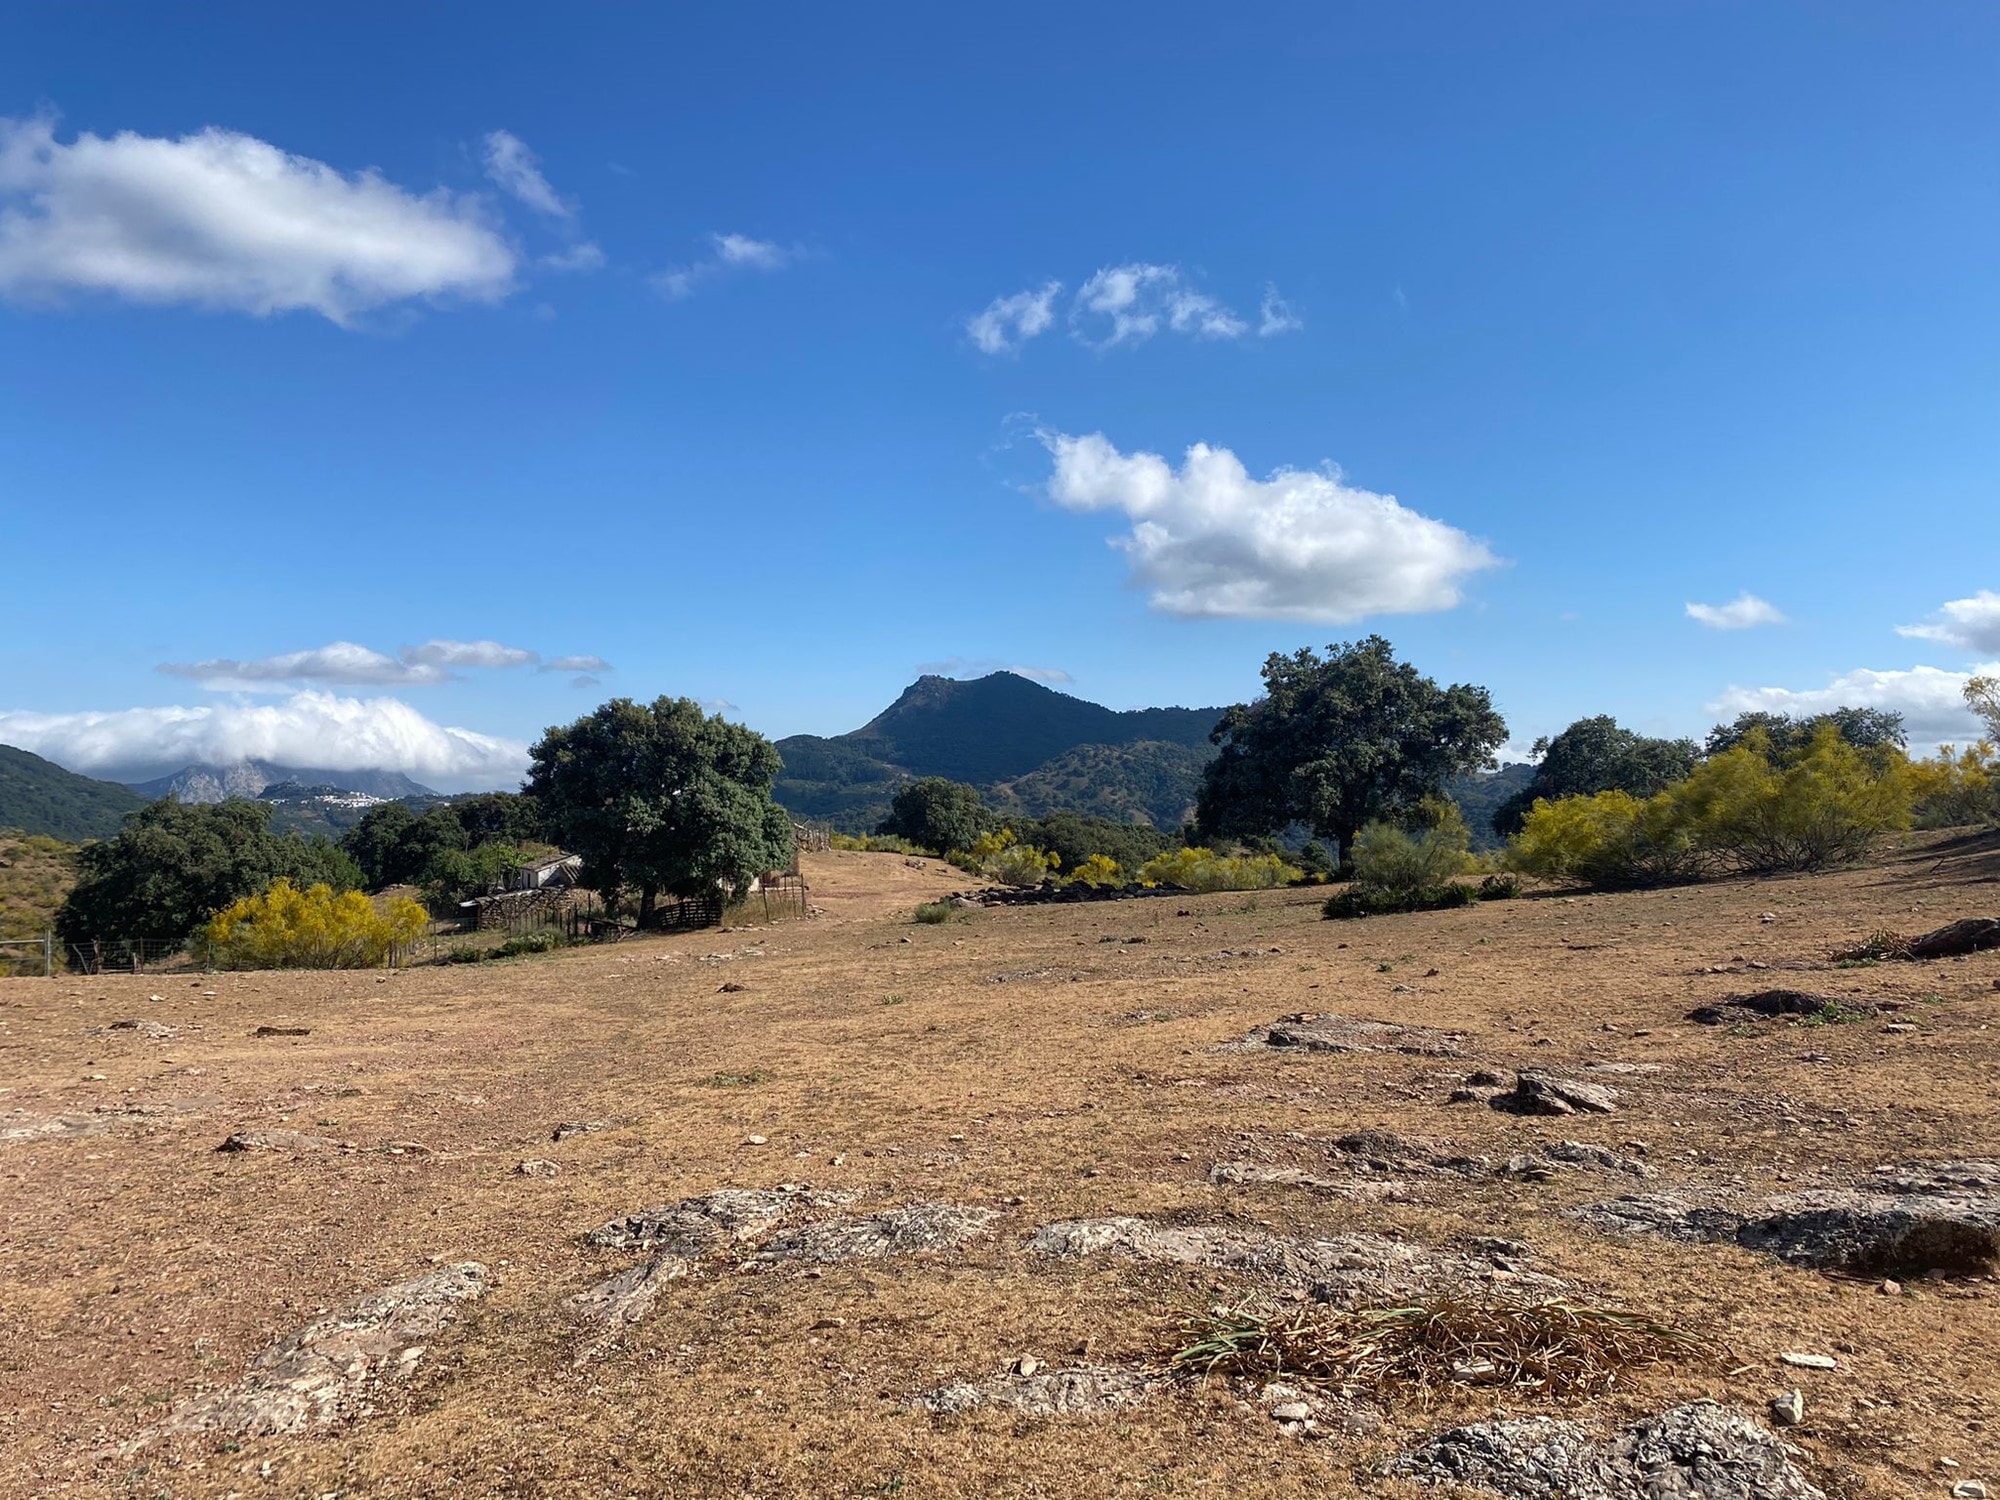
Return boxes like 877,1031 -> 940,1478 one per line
0,744 -> 148,841
125,761 -> 437,804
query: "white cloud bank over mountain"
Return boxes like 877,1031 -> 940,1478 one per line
1041,431 -> 1497,622
0,692 -> 528,790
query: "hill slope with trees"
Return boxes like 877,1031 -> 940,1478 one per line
0,744 -> 147,840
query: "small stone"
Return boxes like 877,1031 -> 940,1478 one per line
1270,1401 -> 1312,1422
1950,1481 -> 1987,1498
1779,1352 -> 1837,1370
1883,1022 -> 1917,1034
515,1159 -> 560,1178
1879,1278 -> 1902,1295
744,1134 -> 768,1146
1014,1355 -> 1040,1377
1769,1389 -> 1805,1426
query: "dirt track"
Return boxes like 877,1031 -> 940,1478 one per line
2,841 -> 1996,1499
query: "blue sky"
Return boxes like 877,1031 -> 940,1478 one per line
2,2 -> 1997,789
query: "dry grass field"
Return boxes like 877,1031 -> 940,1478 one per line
2,838 -> 1996,1500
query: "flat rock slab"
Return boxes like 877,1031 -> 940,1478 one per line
3,1101 -> 208,1148
585,1186 -> 852,1252
1570,1167 -> 2000,1277
753,1202 -> 996,1264
105,1019 -> 179,1039
154,1263 -> 488,1438
570,1255 -> 689,1331
1687,991 -> 1873,1026
914,1365 -> 1157,1416
1393,1400 -> 1823,1500
1225,1012 -> 1466,1058
1026,1217 -> 1560,1303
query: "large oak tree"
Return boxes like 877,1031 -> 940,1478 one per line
527,697 -> 794,924
1196,636 -> 1506,862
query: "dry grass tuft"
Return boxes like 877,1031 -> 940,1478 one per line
1169,1296 -> 1703,1401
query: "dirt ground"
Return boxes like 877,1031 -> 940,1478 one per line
2,839 -> 1996,1500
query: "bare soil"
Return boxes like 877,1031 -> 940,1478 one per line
2,839 -> 1996,1499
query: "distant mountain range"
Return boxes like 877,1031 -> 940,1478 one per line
0,744 -> 147,841
125,761 -> 437,804
773,672 -> 1227,832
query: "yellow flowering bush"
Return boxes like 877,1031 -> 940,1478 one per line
1137,846 -> 1301,892
203,879 -> 429,969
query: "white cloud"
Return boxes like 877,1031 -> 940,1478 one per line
1041,431 -> 1498,622
401,639 -> 539,670
1707,663 -> 1996,751
1071,262 -> 1249,348
1896,590 -> 2000,656
1686,593 -> 1787,630
1258,285 -> 1302,337
916,657 -> 1074,686
156,638 -> 577,689
652,232 -> 797,300
0,692 -> 527,790
967,282 -> 1062,354
480,129 -> 571,220
0,114 -> 515,324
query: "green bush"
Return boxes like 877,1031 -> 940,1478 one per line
912,901 -> 952,924
1323,882 -> 1477,919
829,832 -> 928,854
1350,818 -> 1470,897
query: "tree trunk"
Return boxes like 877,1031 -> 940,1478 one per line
1334,822 -> 1360,881
639,885 -> 657,928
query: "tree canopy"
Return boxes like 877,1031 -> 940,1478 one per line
1195,637 -> 1507,860
1967,677 -> 2000,742
55,798 -> 360,947
875,777 -> 994,855
1705,707 -> 1906,760
527,697 -> 794,922
1492,716 -> 1699,837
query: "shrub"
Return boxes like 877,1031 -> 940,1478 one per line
1138,847 -> 1302,893
1678,727 -> 1910,873
952,828 -> 1060,887
1063,853 -> 1125,888
1323,882 -> 1477,919
1350,819 -> 1470,897
912,901 -> 952,924
1508,789 -> 1705,888
1907,743 -> 1999,829
203,880 -> 428,969
829,832 -> 927,854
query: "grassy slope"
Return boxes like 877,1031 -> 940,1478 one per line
0,744 -> 145,841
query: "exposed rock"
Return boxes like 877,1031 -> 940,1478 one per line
1026,1217 -> 1561,1303
106,1019 -> 178,1039
1770,1390 -> 1805,1426
1544,1140 -> 1655,1178
584,1186 -> 850,1252
1736,1190 -> 2000,1277
569,1255 -> 688,1330
1687,991 -> 1871,1026
216,1129 -> 349,1154
1225,1012 -> 1466,1058
1392,1400 -> 1823,1500
515,1158 -> 561,1178
154,1263 -> 487,1437
1207,1161 -> 1351,1193
914,1365 -> 1156,1416
1491,1072 -> 1620,1117
251,1025 -> 310,1037
753,1201 -> 995,1264
551,1119 -> 609,1142
1564,1193 -> 1745,1244
3,1100 -> 209,1148
1779,1352 -> 1836,1371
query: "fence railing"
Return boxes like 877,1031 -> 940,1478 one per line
0,936 -> 56,977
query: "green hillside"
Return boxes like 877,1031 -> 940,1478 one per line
987,740 -> 1212,831
0,744 -> 147,841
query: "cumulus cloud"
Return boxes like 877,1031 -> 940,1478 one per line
1896,590 -> 2000,656
0,692 -> 527,789
481,129 -> 570,220
967,282 -> 1061,354
0,114 -> 515,324
1071,263 -> 1247,348
157,638 -> 593,690
1686,593 -> 1787,630
1041,431 -> 1497,622
1707,664 -> 1995,751
916,657 -> 1074,686
652,232 -> 797,299
540,241 -> 605,273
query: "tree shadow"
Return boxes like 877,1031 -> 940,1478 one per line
1868,828 -> 2000,893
